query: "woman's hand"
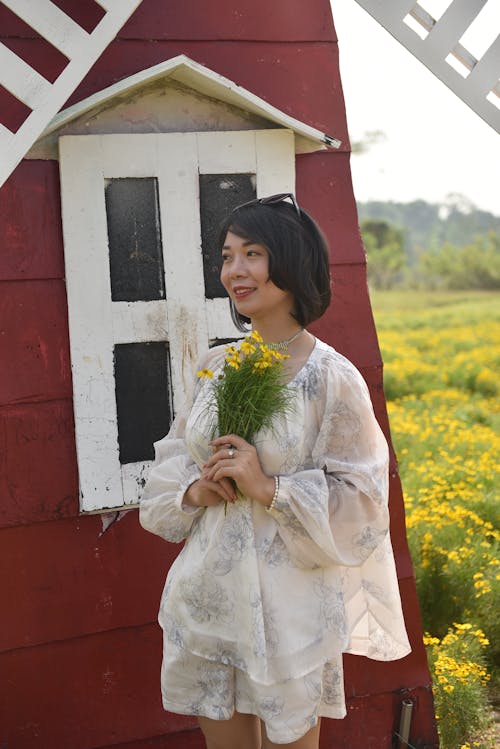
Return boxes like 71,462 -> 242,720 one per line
203,434 -> 275,507
183,476 -> 236,508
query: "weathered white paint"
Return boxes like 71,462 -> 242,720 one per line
205,299 -> 247,341
0,0 -> 143,188
41,55 -> 341,151
6,0 -> 89,57
59,129 -> 295,512
255,130 -> 295,195
59,136 -> 123,510
0,124 -> 11,152
112,302 -> 169,344
121,461 -> 153,507
0,42 -> 51,108
354,0 -> 500,133
156,132 -> 208,412
197,131 -> 258,173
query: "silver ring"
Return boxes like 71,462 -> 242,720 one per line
228,447 -> 235,459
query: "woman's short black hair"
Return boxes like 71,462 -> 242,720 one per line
217,198 -> 331,331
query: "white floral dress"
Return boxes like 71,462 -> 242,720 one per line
139,337 -> 411,740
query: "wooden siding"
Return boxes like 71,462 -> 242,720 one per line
0,1 -> 438,747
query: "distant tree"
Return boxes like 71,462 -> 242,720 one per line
357,198 -> 500,263
360,219 -> 406,289
417,233 -> 500,290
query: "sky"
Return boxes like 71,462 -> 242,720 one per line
330,0 -> 500,216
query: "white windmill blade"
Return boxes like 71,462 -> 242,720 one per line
353,0 -> 500,134
0,0 -> 143,188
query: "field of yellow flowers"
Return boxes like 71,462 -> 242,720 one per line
371,290 -> 499,749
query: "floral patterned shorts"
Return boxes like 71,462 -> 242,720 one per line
160,642 -> 346,744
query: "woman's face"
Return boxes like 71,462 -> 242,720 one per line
220,231 -> 294,324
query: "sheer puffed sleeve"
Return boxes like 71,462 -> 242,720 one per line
267,351 -> 390,568
139,404 -> 204,543
140,345 -> 227,542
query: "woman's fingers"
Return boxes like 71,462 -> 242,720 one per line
209,434 -> 250,451
205,435 -> 255,470
218,477 -> 237,502
211,478 -> 236,503
204,447 -> 238,469
198,472 -> 236,503
204,462 -> 233,483
205,434 -> 272,505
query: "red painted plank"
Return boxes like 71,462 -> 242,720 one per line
0,82 -> 31,133
388,474 -> 415,580
312,263 -> 380,368
0,624 -> 196,749
361,367 -> 392,446
94,730 -> 204,749
0,512 -> 176,652
64,41 -> 349,148
0,280 -> 72,406
321,686 -> 438,748
297,151 -> 361,264
0,160 -> 64,281
51,0 -> 106,34
0,0 -> 337,42
122,0 -> 337,42
0,400 -> 78,529
1,37 -> 68,82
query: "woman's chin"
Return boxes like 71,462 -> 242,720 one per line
233,298 -> 255,316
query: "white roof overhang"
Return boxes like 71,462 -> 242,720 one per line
40,54 -> 341,152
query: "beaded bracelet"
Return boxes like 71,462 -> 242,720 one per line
267,475 -> 280,511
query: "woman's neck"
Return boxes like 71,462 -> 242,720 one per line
251,319 -> 302,346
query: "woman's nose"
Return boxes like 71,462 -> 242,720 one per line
229,255 -> 247,277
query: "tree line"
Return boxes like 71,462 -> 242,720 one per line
358,199 -> 500,290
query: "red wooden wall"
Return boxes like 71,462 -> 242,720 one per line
0,1 -> 438,747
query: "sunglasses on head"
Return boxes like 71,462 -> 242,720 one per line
235,192 -> 301,217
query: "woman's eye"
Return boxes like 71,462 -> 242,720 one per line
221,254 -> 231,262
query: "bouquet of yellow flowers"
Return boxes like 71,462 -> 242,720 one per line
197,330 -> 292,444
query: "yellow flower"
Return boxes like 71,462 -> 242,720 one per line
250,330 -> 263,343
240,341 -> 257,355
197,368 -> 214,379
253,360 -> 272,371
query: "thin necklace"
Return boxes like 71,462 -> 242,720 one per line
266,328 -> 304,351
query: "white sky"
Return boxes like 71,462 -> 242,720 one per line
331,1 -> 500,216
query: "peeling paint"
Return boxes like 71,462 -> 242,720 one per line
99,509 -> 131,535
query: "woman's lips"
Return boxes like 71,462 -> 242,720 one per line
233,287 -> 255,299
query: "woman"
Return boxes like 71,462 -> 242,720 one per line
140,194 -> 410,748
